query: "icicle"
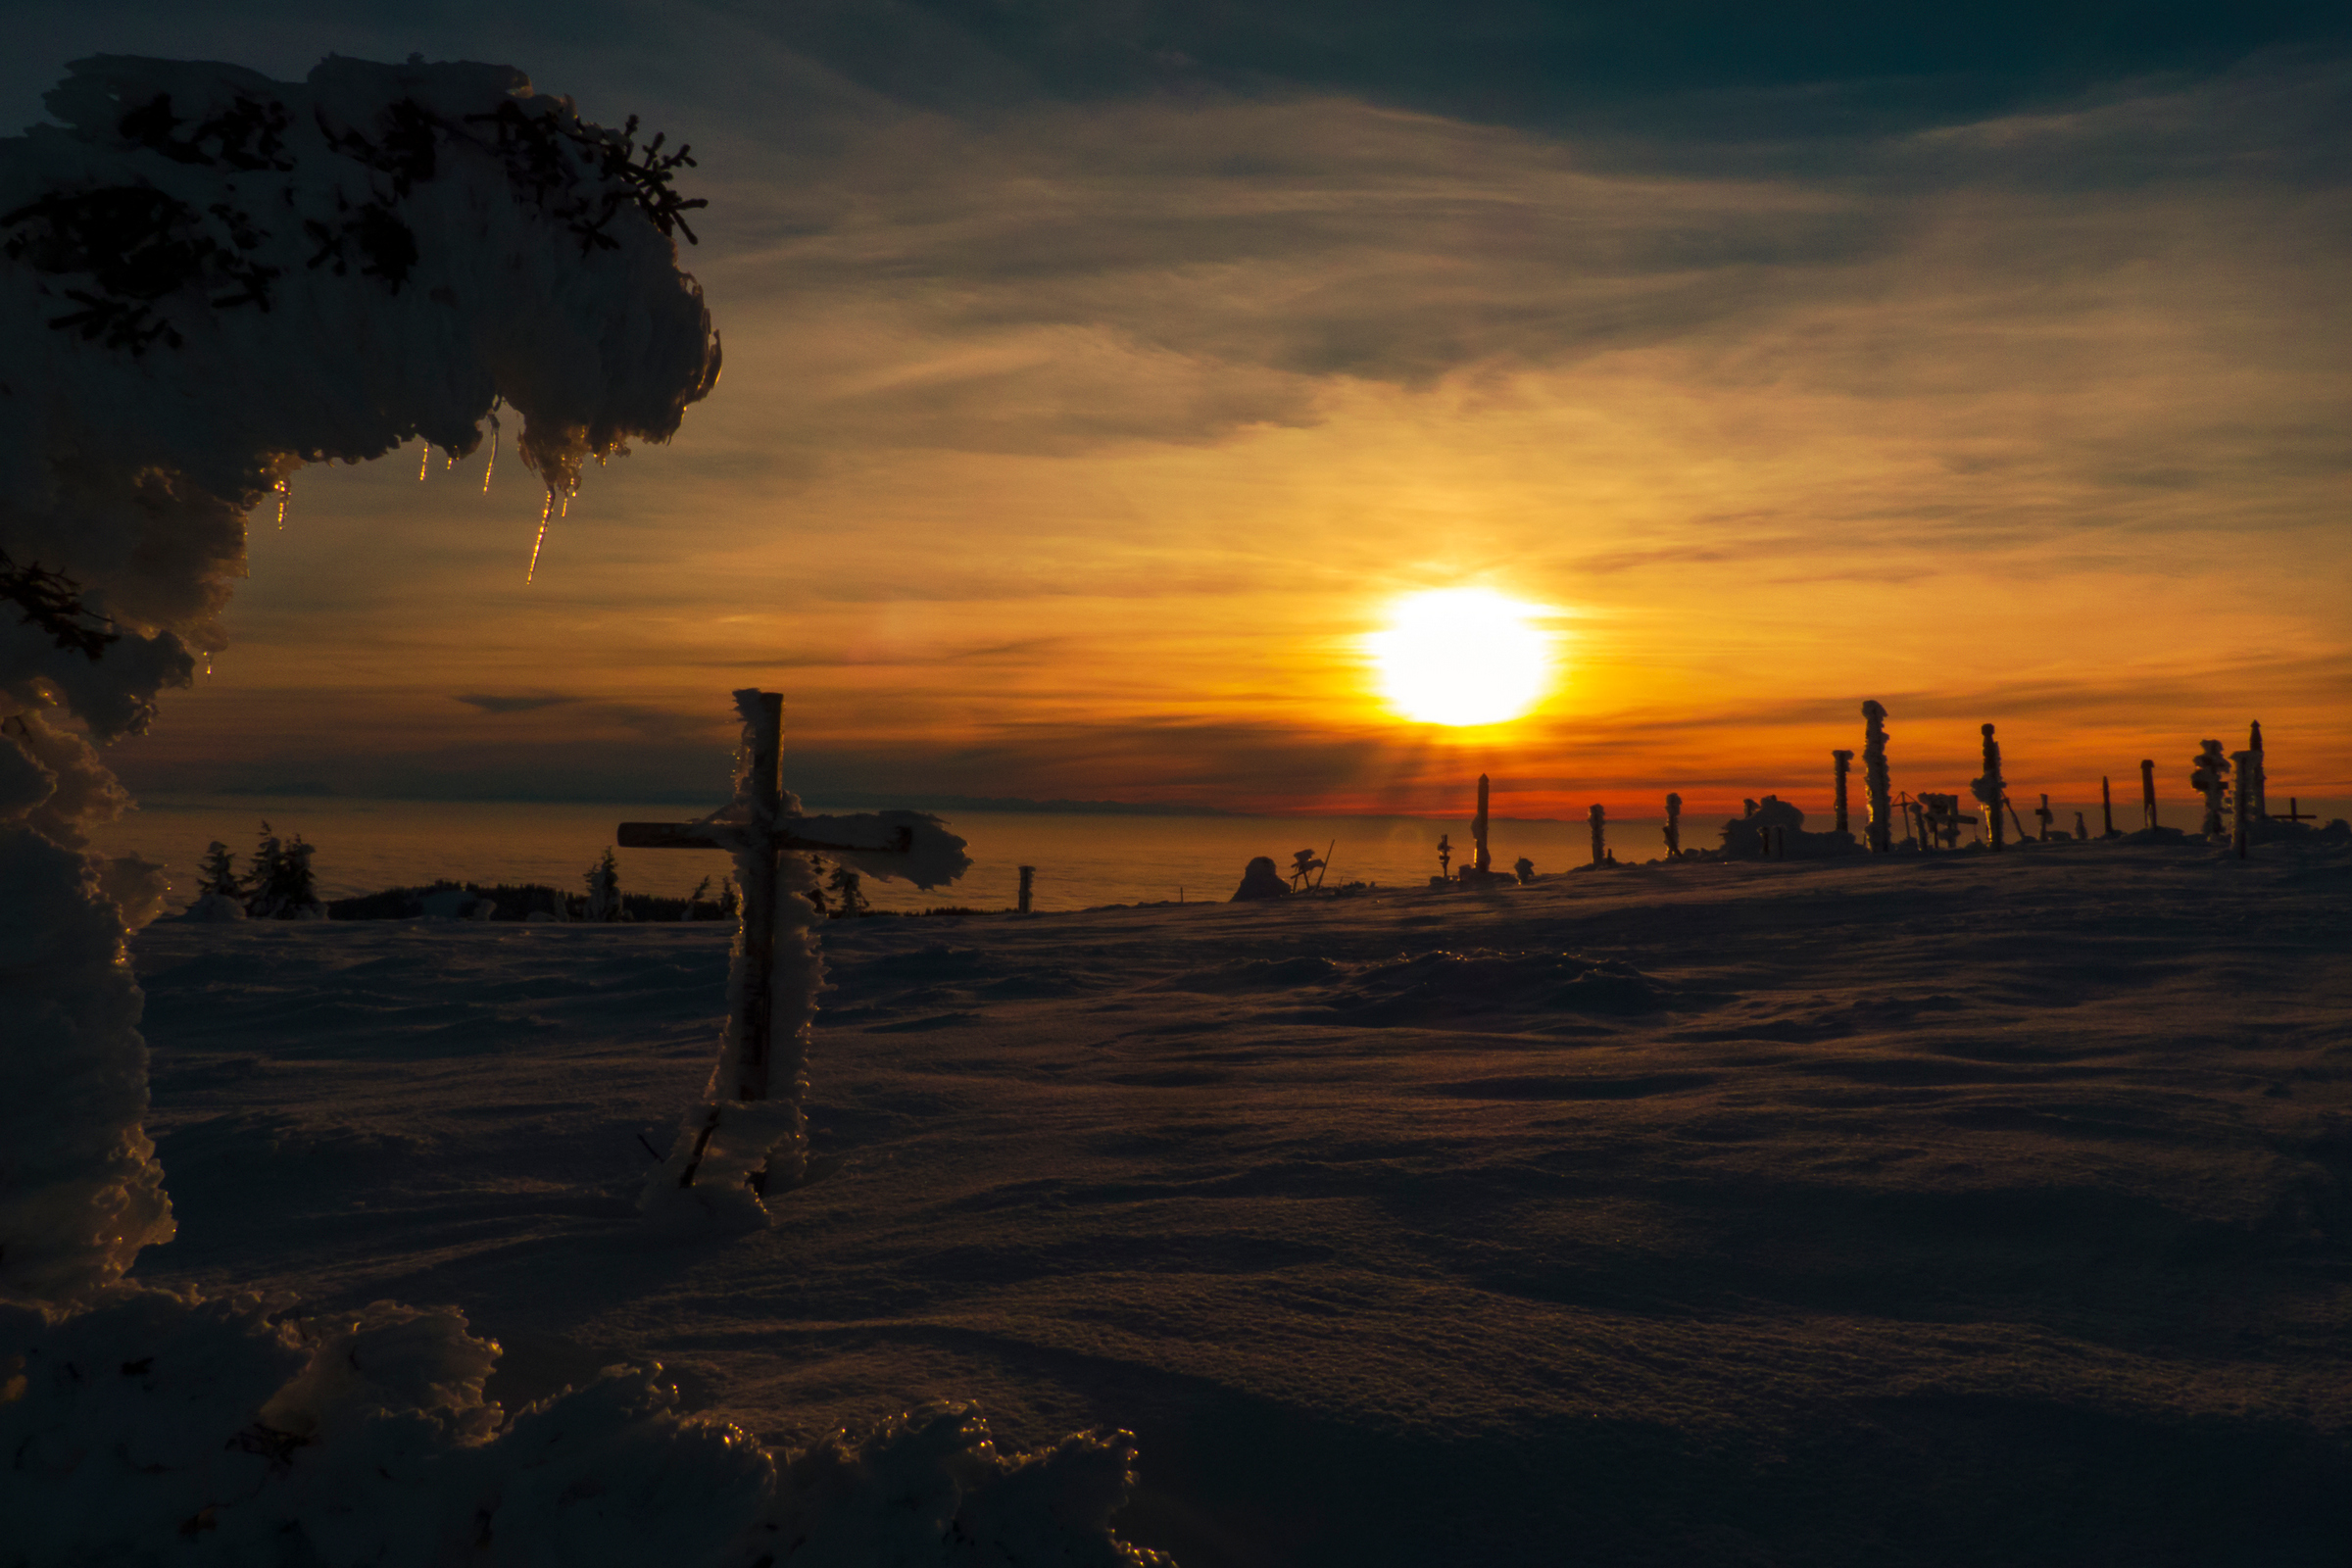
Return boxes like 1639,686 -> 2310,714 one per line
525,489 -> 553,584
418,443 -> 431,480
273,477 -> 290,529
481,402 -> 501,495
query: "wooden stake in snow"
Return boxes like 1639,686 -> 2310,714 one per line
1861,701 -> 1893,854
1833,749 -> 1853,837
1663,792 -> 1683,857
1017,865 -> 1034,914
2101,775 -> 2116,837
2034,793 -> 2055,842
618,690 -> 924,1195
1589,803 -> 1606,865
2140,760 -> 2158,830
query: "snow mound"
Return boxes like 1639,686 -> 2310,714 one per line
0,1288 -> 1168,1567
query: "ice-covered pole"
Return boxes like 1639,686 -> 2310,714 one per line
1588,803 -> 1606,865
2244,721 -> 2267,833
1473,773 -> 1492,874
1832,749 -> 1852,836
1972,724 -> 2005,851
1861,701 -> 1892,853
1663,792 -> 1682,856
2232,751 -> 2254,858
2192,742 -> 2230,838
2141,760 -> 2158,830
2102,775 -> 2115,837
734,694 -> 784,1102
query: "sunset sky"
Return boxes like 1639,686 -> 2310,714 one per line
13,4 -> 2349,816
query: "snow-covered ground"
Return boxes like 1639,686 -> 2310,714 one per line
118,835 -> 2352,1566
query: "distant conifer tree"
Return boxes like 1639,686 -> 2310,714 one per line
717,876 -> 740,920
272,834 -> 319,914
196,841 -> 242,899
805,854 -> 829,916
826,863 -> 868,918
583,848 -> 623,921
245,821 -> 319,917
244,822 -> 283,916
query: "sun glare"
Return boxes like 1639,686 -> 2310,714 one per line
1368,588 -> 1555,727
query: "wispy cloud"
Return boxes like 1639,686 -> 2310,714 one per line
454,694 -> 582,714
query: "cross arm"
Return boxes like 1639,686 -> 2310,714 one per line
782,825 -> 915,855
617,821 -> 918,855
617,822 -> 735,850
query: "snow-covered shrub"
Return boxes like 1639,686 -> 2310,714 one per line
1,49 -> 718,1299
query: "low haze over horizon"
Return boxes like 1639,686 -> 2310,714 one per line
16,3 -> 2348,817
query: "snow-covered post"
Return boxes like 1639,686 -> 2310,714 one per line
2101,776 -> 2116,837
2232,751 -> 2255,858
1473,773 -> 1492,875
2034,793 -> 2055,842
1972,724 -> 2006,851
1017,864 -> 1035,914
736,693 -> 784,1102
2140,760 -> 2158,830
2192,742 -> 2230,838
2243,721 -> 2267,834
1663,792 -> 1682,857
1861,701 -> 1893,853
1588,803 -> 1606,865
1833,749 -> 1853,836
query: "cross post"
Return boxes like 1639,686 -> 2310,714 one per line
617,689 -> 915,1193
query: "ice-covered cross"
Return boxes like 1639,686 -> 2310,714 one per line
622,688 -> 967,1210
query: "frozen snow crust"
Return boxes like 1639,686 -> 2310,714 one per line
82,837 -> 2352,1565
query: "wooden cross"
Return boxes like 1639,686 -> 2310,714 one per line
617,690 -> 911,1188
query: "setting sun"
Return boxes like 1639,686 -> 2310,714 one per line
1367,588 -> 1557,727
